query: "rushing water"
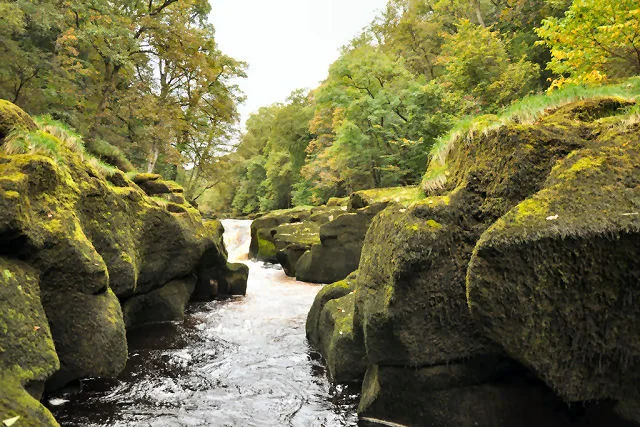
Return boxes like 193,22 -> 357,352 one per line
49,219 -> 360,426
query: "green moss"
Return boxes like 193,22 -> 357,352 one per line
467,110 -> 640,402
0,258 -> 60,426
257,236 -> 277,260
350,186 -> 425,209
0,100 -> 37,141
426,219 -> 442,229
317,291 -> 367,382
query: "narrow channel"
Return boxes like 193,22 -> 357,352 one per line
49,219 -> 359,426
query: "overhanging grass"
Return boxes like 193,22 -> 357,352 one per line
423,77 -> 640,191
2,115 -> 136,180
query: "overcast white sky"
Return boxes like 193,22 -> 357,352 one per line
209,0 -> 388,131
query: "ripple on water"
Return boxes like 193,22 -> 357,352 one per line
48,220 -> 360,427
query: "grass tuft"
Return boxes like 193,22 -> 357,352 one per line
423,77 -> 640,191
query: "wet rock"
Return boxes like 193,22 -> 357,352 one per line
358,364 -> 576,427
122,277 -> 197,328
276,243 -> 307,277
221,262 -> 249,296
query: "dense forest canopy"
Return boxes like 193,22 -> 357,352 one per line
1,0 -> 639,214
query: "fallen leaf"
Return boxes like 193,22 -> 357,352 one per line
546,214 -> 559,221
3,416 -> 20,426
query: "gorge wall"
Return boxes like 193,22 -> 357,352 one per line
305,97 -> 640,426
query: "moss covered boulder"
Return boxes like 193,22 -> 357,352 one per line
249,206 -> 314,261
355,196 -> 498,367
295,203 -> 388,284
467,117 -> 640,404
249,205 -> 345,264
305,97 -> 640,425
0,259 -> 59,426
355,99 -> 633,368
348,185 -> 424,210
306,273 -> 366,382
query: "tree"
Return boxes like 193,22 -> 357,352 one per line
437,20 -> 540,110
536,0 -> 640,87
301,41 -> 459,199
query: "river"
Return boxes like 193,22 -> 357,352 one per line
48,219 -> 360,426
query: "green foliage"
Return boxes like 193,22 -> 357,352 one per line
536,0 -> 640,88
438,20 -> 540,112
0,0 -> 244,191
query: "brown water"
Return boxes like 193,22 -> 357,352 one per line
48,219 -> 359,426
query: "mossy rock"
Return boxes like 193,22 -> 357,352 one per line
467,121 -> 640,403
0,258 -> 60,426
276,243 -> 308,277
43,289 -> 127,390
193,222 -> 245,299
348,186 -> 424,210
248,206 -> 314,261
131,173 -> 161,184
305,270 -> 365,383
137,179 -> 172,196
355,200 -> 498,367
308,205 -> 348,223
295,206 -> 382,284
306,272 -> 358,346
0,99 -> 37,142
316,292 -> 366,382
0,121 -> 237,398
220,262 -> 248,296
122,277 -> 196,328
327,196 -> 349,207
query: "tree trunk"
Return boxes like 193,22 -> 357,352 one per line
147,143 -> 160,173
473,0 -> 486,27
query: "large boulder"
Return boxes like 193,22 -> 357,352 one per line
295,203 -> 387,284
358,363 -> 575,427
249,206 -> 315,262
122,277 -> 197,328
249,205 -> 345,266
355,99 -> 631,369
348,186 -> 423,210
467,117 -> 640,404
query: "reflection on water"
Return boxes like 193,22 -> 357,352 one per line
49,220 -> 359,426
